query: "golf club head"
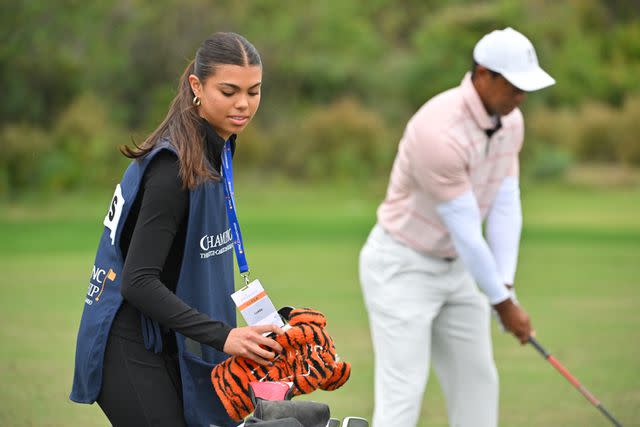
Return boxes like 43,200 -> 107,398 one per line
326,419 -> 341,427
342,417 -> 369,427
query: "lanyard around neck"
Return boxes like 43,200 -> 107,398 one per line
220,140 -> 250,282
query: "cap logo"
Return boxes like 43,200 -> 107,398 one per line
527,48 -> 535,64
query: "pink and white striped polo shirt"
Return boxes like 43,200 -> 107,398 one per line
377,73 -> 524,258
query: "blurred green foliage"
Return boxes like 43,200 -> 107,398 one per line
1,0 -> 639,196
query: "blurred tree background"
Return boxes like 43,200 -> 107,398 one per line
1,0 -> 639,197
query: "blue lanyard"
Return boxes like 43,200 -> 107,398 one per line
220,140 -> 250,278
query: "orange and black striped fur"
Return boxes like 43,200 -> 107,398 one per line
210,308 -> 351,421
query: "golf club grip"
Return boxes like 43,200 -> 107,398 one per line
528,336 -> 549,358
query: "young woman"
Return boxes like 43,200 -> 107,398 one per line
70,32 -> 284,427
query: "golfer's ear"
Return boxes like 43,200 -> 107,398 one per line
475,65 -> 492,77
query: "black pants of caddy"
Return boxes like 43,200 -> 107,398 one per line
97,333 -> 187,427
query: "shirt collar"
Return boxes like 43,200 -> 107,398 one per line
200,119 -> 236,170
460,72 -> 497,132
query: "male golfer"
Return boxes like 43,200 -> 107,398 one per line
359,27 -> 555,427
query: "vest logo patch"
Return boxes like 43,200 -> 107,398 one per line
103,184 -> 125,245
200,228 -> 234,259
85,265 -> 117,305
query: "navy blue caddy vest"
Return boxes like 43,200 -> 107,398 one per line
70,143 -> 239,427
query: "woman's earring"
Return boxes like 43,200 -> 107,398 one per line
193,95 -> 201,107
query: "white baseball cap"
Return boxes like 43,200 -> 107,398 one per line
473,27 -> 555,92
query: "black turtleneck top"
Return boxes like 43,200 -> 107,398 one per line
110,121 -> 234,353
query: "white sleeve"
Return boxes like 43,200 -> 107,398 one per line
436,191 -> 510,305
485,176 -> 522,285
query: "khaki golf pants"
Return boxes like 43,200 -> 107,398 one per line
359,225 -> 498,427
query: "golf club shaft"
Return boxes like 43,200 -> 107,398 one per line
528,336 -> 623,427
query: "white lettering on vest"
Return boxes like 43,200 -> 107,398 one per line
103,184 -> 125,245
91,266 -> 106,283
87,283 -> 100,298
199,229 -> 233,251
85,265 -> 117,305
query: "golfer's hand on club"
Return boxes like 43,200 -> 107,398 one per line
223,324 -> 285,366
493,297 -> 534,344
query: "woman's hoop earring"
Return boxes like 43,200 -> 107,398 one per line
193,95 -> 201,107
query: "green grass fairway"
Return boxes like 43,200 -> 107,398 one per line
1,181 -> 638,426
